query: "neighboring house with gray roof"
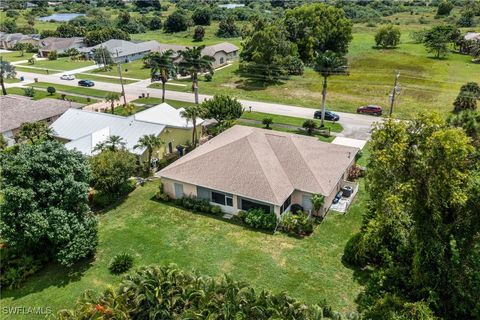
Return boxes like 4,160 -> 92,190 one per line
79,39 -> 161,63
50,102 -> 202,160
0,95 -> 82,146
38,37 -> 86,57
0,32 -> 40,49
158,125 -> 359,217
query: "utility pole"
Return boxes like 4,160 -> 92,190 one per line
389,70 -> 401,117
116,49 -> 127,106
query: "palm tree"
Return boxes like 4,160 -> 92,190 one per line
302,119 -> 317,136
93,135 -> 126,152
134,134 -> 164,172
0,57 -> 17,95
145,50 -> 176,103
180,105 -> 203,147
105,92 -> 120,114
15,121 -> 54,144
314,50 -> 349,127
177,46 -> 215,105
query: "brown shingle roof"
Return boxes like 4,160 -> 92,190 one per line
0,95 -> 82,133
158,125 -> 358,205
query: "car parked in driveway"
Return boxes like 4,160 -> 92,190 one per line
357,105 -> 383,116
314,110 -> 340,121
78,80 -> 94,87
60,74 -> 75,80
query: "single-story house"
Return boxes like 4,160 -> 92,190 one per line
0,94 -> 82,146
38,37 -> 86,57
158,125 -> 359,217
153,41 -> 239,68
79,39 -> 161,63
0,32 -> 40,50
460,32 -> 480,54
50,102 -> 202,161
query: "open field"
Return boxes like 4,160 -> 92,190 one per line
0,178 -> 367,319
18,57 -> 94,71
1,87 -> 97,105
91,60 -> 150,80
15,66 -> 61,75
30,82 -> 118,98
0,51 -> 34,62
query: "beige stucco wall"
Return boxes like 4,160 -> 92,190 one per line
212,51 -> 229,68
161,177 -> 198,198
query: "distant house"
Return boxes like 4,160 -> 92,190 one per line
153,42 -> 239,68
38,37 -> 86,57
158,126 -> 359,217
0,95 -> 82,146
50,103 -> 202,161
79,39 -> 161,63
460,32 -> 480,54
0,32 -> 40,50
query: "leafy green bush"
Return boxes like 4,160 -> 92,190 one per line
0,249 -> 43,289
210,205 -> 222,215
23,87 -> 35,97
57,264 -> 336,319
279,211 -> 314,236
108,253 -> 134,275
47,86 -> 56,95
91,179 -> 136,209
243,208 -> 277,231
172,196 -> 222,216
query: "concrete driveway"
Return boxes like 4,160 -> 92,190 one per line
13,69 -> 380,140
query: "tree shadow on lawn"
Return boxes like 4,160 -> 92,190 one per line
232,69 -> 286,92
2,256 -> 95,300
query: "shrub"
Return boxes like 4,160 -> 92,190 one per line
204,72 -> 213,81
342,233 -> 367,267
243,208 -> 277,231
108,253 -> 134,275
211,206 -> 222,215
279,211 -> 314,236
48,50 -> 58,60
23,87 -> 35,97
374,25 -> 401,48
47,86 -> 56,95
193,25 -> 205,41
302,119 -> 317,135
164,11 -> 188,33
262,117 -> 273,129
290,204 -> 303,214
0,248 -> 42,289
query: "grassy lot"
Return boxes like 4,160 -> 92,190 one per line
18,58 -> 94,71
91,60 -> 150,80
15,66 -> 61,75
241,111 -> 343,133
4,77 -> 21,83
0,87 -> 97,105
30,82 -> 118,99
132,97 -> 197,109
0,51 -> 34,62
110,104 -> 147,116
76,73 -> 137,85
131,21 -> 244,47
0,178 -> 367,319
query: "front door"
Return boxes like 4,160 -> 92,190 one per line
168,142 -> 173,154
302,195 -> 312,212
174,183 -> 184,199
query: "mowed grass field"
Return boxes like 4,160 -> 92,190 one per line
0,179 -> 367,319
18,57 -> 94,71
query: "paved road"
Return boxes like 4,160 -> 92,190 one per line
13,69 -> 380,140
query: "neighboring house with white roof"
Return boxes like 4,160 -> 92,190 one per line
157,125 -> 359,217
50,102 -> 202,160
460,32 -> 480,54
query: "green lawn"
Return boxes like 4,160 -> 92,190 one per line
109,105 -> 147,116
30,82 -> 118,99
0,179 -> 367,319
91,60 -> 151,80
1,87 -> 97,105
15,66 -> 61,75
4,77 -> 21,83
241,111 -> 343,133
132,97 -> 197,109
131,21 -> 244,47
18,58 -> 94,71
76,73 -> 137,85
0,51 -> 34,62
